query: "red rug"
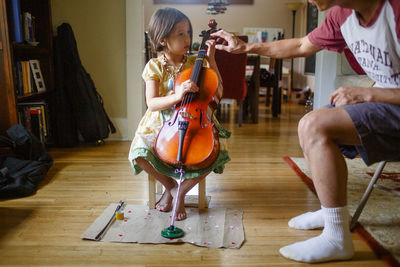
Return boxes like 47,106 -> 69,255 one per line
283,156 -> 400,267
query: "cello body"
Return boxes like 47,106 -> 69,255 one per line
154,66 -> 220,171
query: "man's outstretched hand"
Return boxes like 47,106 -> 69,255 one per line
210,29 -> 249,54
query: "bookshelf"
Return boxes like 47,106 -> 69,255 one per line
0,0 -> 54,143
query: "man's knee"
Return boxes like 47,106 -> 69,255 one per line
298,111 -> 320,139
298,109 -> 329,147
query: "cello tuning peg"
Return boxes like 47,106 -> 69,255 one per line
208,19 -> 217,29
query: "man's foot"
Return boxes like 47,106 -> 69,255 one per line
170,187 -> 187,221
288,209 -> 324,230
279,232 -> 354,263
280,206 -> 354,263
155,191 -> 172,212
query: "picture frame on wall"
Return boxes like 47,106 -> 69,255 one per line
153,0 -> 253,4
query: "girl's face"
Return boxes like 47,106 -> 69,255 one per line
163,19 -> 191,56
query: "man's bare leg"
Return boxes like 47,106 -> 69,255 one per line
170,173 -> 209,221
280,107 -> 360,263
300,107 -> 359,207
289,107 -> 359,230
136,157 -> 177,212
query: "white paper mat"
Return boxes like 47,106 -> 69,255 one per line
81,204 -> 244,249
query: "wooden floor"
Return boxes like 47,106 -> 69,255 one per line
0,101 -> 386,266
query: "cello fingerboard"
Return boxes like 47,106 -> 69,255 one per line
190,49 -> 206,85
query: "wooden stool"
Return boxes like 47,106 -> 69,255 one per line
148,175 -> 207,209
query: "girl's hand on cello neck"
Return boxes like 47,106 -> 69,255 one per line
205,39 -> 220,74
205,39 -> 217,65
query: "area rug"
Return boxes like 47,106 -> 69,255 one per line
284,157 -> 400,266
81,204 -> 244,249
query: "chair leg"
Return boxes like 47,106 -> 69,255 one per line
238,99 -> 243,127
198,178 -> 206,209
148,175 -> 157,209
350,161 -> 386,231
150,175 -> 207,210
216,103 -> 221,120
266,87 -> 271,106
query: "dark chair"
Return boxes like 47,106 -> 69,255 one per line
215,36 -> 248,127
261,33 -> 284,117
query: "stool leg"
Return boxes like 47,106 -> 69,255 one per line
350,161 -> 386,231
198,179 -> 206,209
156,181 -> 163,194
148,175 -> 156,209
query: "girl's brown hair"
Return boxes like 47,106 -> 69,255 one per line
148,8 -> 193,53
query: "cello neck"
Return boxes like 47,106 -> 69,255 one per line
190,19 -> 217,85
190,49 -> 206,85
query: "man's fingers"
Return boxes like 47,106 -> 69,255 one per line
214,44 -> 226,51
211,29 -> 231,40
329,95 -> 334,105
215,38 -> 228,45
329,90 -> 338,105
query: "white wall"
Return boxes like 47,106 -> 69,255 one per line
126,0 -> 146,140
51,0 -> 128,139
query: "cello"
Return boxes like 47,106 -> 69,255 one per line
156,20 -> 221,238
155,20 -> 220,171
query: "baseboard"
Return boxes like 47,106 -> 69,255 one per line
107,117 -> 130,141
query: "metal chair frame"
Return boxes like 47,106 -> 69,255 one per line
350,160 -> 400,231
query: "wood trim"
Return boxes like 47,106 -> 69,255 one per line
0,41 -> 3,51
154,0 -> 253,4
0,0 -> 18,132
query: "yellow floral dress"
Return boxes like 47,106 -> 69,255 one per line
128,54 -> 230,179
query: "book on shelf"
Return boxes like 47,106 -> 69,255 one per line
21,60 -> 31,94
17,101 -> 49,143
6,0 -> 23,43
22,12 -> 36,44
29,109 -> 42,143
15,60 -> 46,95
14,61 -> 23,96
29,60 -> 46,92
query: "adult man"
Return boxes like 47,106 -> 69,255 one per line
211,0 -> 400,263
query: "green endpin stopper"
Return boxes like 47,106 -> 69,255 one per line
161,225 -> 184,239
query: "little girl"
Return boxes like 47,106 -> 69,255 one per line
128,8 -> 230,221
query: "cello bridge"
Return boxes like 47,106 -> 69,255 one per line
179,111 -> 196,119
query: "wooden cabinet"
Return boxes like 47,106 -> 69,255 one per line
0,0 -> 54,141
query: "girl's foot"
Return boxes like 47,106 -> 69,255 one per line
155,191 -> 173,212
171,187 -> 187,221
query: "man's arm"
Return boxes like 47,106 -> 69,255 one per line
211,30 -> 322,58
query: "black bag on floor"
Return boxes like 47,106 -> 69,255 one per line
0,124 -> 53,198
53,23 -> 116,146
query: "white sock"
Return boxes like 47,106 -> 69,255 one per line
288,208 -> 324,230
280,206 -> 354,263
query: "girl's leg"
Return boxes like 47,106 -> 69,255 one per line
136,157 -> 177,212
171,173 -> 209,221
